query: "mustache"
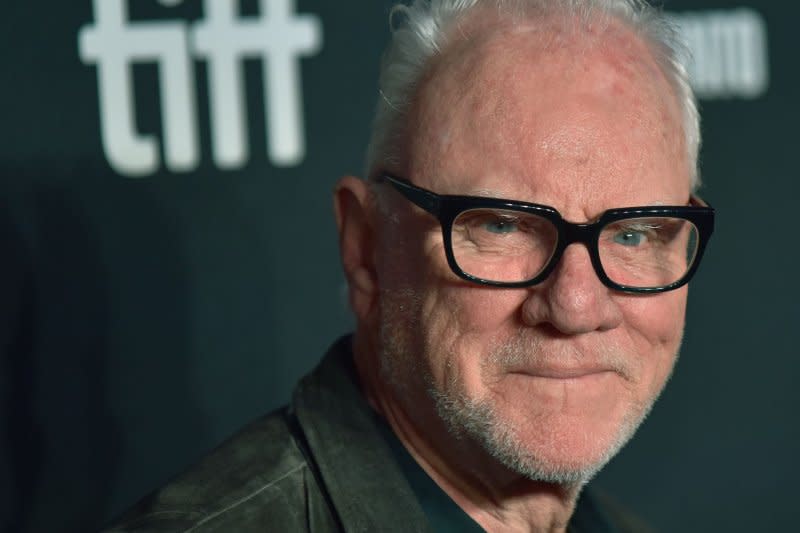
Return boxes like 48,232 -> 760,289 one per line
482,329 -> 637,380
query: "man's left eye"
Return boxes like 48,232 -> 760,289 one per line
613,231 -> 645,246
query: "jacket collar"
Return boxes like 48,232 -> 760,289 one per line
292,336 -> 432,532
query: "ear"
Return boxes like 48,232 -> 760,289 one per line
333,176 -> 379,324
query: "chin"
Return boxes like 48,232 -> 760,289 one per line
433,384 -> 649,486
506,415 -> 638,485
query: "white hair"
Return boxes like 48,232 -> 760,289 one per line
366,0 -> 701,190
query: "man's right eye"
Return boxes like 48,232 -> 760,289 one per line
482,218 -> 519,234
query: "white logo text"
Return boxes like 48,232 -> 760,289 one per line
79,0 -> 322,177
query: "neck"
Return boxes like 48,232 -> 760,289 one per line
351,330 -> 582,533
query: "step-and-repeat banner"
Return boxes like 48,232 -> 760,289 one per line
1,1 -> 795,531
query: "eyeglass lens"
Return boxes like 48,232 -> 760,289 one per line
450,209 -> 700,289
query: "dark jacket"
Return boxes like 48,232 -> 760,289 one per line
105,337 -> 651,532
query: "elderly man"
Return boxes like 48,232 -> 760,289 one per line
108,0 -> 713,531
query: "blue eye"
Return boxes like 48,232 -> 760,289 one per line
614,231 -> 644,246
484,220 -> 518,234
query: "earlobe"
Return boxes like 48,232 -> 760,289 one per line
333,176 -> 378,323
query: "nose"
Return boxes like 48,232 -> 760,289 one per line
520,244 -> 623,334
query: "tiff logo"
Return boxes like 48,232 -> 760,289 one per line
79,0 -> 322,177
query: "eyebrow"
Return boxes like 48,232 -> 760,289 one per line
452,182 -> 540,201
470,188 -> 686,209
466,187 -> 518,198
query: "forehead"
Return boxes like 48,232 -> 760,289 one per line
403,13 -> 689,216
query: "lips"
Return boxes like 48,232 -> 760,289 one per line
511,366 -> 616,380
488,335 -> 633,381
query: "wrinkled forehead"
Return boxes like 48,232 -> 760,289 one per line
401,10 -> 688,202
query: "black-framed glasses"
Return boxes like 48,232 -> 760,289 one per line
378,173 -> 715,294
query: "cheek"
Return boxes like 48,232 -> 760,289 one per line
626,290 -> 686,343
387,226 -> 521,337
418,285 -> 527,390
621,289 -> 687,389
379,225 -> 527,391
426,286 -> 523,330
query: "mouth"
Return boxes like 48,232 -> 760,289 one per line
510,366 -> 617,380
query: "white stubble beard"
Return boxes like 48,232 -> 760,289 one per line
377,289 -> 679,487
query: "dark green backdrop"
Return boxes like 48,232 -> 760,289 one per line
1,1 -> 796,531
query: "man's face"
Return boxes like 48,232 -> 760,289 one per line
373,20 -> 690,483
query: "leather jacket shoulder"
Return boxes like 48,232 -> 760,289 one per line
103,337 -> 429,532
105,406 -> 339,532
